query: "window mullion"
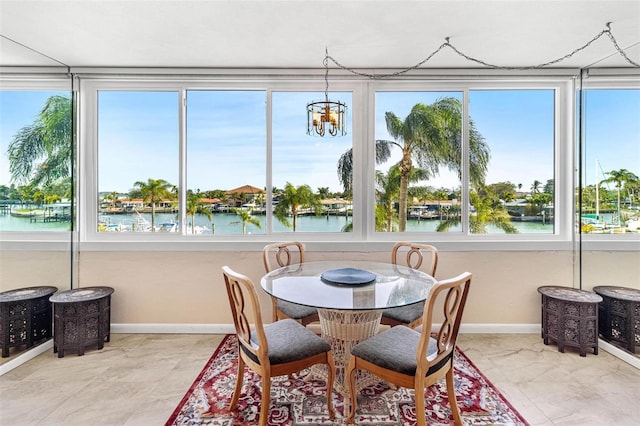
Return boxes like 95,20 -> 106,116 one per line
266,89 -> 273,235
179,89 -> 187,235
462,89 -> 470,235
353,81 -> 370,238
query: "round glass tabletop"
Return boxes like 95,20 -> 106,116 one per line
261,260 -> 436,310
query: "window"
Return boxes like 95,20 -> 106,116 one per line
373,89 -> 556,235
579,88 -> 640,236
0,90 -> 72,232
468,89 -> 555,234
76,75 -> 582,245
272,91 -> 353,233
186,90 -> 266,235
97,91 -> 179,233
374,91 -> 463,233
94,87 -> 354,236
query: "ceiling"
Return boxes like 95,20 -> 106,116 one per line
1,0 -> 639,71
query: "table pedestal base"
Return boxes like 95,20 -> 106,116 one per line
316,308 -> 382,397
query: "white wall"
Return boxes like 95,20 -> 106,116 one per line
3,248 -> 638,327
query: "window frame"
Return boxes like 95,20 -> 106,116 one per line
365,78 -> 574,244
0,74 -> 75,248
576,75 -> 640,251
80,77 -> 365,245
3,69 -> 636,252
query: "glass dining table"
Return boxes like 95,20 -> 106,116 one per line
260,260 -> 436,395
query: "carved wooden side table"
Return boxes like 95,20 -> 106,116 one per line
0,286 -> 58,357
50,287 -> 114,357
593,286 -> 640,354
538,285 -> 602,357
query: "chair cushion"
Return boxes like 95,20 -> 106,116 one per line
277,300 -> 318,320
351,325 -> 437,376
381,301 -> 425,324
250,319 -> 331,365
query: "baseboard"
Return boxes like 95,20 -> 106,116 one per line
0,340 -> 53,376
459,323 -> 540,334
598,339 -> 640,369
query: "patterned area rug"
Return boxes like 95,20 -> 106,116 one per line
166,335 -> 528,425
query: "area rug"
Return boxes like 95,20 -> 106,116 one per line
166,335 -> 529,425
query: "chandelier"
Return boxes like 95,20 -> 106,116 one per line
307,50 -> 347,137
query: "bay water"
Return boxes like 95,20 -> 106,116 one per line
1,211 -> 555,234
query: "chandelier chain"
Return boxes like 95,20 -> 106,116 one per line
325,23 -> 639,78
327,42 -> 449,79
606,30 -> 640,67
323,49 -> 330,100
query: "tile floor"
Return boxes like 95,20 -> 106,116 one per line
0,333 -> 638,425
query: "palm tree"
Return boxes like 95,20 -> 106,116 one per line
337,97 -> 489,231
231,207 -> 261,234
7,95 -> 72,186
273,182 -> 322,232
317,187 -> 331,199
433,188 -> 450,201
626,178 -> 640,208
375,165 -> 431,232
186,193 -> 213,234
529,192 -> 553,223
601,169 -> 640,224
338,140 -> 392,198
437,188 -> 519,234
132,178 -> 173,232
254,192 -> 266,209
376,167 -> 401,232
530,180 -> 542,194
103,191 -> 120,208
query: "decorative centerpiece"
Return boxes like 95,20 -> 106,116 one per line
320,268 -> 376,286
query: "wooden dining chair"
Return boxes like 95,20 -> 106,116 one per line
262,241 -> 319,326
380,242 -> 439,329
345,272 -> 472,426
222,266 -> 335,426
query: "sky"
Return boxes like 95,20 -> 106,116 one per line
1,87 -> 638,194
1,91 -> 69,187
374,90 -> 556,190
582,89 -> 640,187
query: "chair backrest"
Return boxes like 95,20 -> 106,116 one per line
262,241 -> 305,273
416,272 -> 471,377
391,242 -> 438,276
222,266 -> 268,364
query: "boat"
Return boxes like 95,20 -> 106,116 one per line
187,223 -> 210,235
626,219 -> 640,232
157,221 -> 210,234
408,206 -> 438,220
581,217 -> 605,228
157,222 -> 178,232
128,212 -> 154,232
